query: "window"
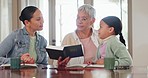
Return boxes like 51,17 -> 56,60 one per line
38,0 -> 49,45
55,0 -> 128,46
55,0 -> 84,46
0,0 -> 12,42
93,0 -> 128,47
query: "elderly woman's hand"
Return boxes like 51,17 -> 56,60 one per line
58,57 -> 70,68
84,59 -> 93,65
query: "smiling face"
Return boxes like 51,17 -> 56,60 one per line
25,9 -> 44,32
98,20 -> 114,39
76,11 -> 95,31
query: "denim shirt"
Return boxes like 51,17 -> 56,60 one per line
0,27 -> 48,65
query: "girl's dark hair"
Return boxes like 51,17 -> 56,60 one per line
102,16 -> 126,46
19,6 -> 38,25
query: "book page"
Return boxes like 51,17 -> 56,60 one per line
67,64 -> 104,68
67,64 -> 88,68
46,45 -> 75,50
46,45 -> 64,50
21,64 -> 37,68
86,64 -> 104,68
1,64 -> 11,67
1,64 -> 37,68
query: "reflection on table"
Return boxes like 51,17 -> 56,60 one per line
0,65 -> 148,78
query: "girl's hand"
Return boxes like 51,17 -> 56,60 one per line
96,59 -> 104,65
58,57 -> 70,68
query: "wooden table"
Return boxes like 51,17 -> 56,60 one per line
0,65 -> 147,78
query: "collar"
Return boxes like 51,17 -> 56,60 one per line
99,35 -> 116,45
22,27 -> 40,41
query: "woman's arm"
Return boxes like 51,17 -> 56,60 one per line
0,32 -> 16,65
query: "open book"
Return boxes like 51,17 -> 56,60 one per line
1,64 -> 37,68
46,45 -> 83,60
66,64 -> 104,68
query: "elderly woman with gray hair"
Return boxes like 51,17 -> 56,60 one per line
56,4 -> 100,67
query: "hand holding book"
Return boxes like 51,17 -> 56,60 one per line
58,57 -> 70,68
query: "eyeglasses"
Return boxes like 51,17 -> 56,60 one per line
76,17 -> 91,22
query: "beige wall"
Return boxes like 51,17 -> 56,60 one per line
132,0 -> 148,66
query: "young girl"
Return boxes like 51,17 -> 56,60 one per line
96,16 -> 132,66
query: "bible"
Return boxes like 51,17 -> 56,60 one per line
46,44 -> 83,60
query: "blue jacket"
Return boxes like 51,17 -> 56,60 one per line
0,27 -> 48,65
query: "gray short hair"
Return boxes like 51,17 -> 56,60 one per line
78,4 -> 96,19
